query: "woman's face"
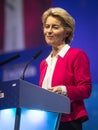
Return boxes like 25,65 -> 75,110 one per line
43,16 -> 68,47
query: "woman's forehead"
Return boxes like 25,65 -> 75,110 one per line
45,16 -> 61,24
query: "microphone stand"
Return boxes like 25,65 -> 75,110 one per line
14,50 -> 42,130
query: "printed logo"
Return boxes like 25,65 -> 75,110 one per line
0,91 -> 4,98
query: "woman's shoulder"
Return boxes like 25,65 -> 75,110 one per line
69,47 -> 85,53
68,47 -> 88,56
67,47 -> 89,62
65,47 -> 89,62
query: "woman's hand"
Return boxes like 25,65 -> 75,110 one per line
48,86 -> 62,94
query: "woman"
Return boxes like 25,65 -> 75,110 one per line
39,7 -> 92,130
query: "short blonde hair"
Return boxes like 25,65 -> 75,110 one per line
42,7 -> 75,44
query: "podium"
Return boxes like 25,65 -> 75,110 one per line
0,79 -> 70,130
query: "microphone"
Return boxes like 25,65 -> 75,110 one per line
20,50 -> 43,80
0,54 -> 20,66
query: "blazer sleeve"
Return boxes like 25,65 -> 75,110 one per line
66,50 -> 92,100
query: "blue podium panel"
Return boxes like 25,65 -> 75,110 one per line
20,108 -> 59,130
0,108 -> 59,130
0,108 -> 16,130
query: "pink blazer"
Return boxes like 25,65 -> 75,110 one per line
39,48 -> 92,122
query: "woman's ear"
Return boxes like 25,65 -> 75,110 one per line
65,30 -> 70,37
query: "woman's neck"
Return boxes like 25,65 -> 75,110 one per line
51,43 -> 66,57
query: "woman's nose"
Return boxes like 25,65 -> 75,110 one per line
47,27 -> 53,33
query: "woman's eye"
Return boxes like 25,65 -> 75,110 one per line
53,25 -> 59,29
44,25 -> 49,29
